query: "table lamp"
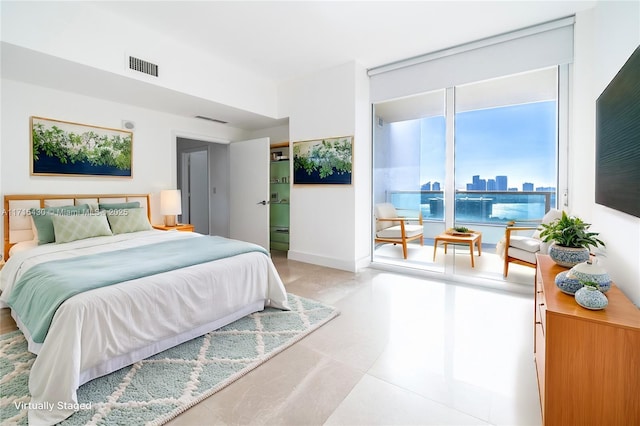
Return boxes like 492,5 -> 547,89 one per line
160,189 -> 182,227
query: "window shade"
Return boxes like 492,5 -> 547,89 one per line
369,16 -> 574,103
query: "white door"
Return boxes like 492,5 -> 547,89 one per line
229,137 -> 270,249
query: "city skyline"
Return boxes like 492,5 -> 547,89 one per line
419,101 -> 557,190
420,173 -> 556,192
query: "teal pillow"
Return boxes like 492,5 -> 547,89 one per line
99,201 -> 140,210
106,207 -> 152,234
51,212 -> 113,243
30,204 -> 90,244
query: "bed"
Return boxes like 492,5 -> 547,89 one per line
0,194 -> 289,425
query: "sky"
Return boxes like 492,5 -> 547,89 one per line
418,100 -> 557,190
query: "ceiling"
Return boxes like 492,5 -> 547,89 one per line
3,1 -> 596,130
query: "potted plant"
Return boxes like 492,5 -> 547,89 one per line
538,211 -> 605,267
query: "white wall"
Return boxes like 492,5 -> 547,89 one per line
247,124 -> 290,146
0,79 -> 249,235
572,1 -> 640,305
353,62 -> 373,270
279,62 -> 371,271
1,2 -> 278,118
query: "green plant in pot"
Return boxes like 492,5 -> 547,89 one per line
538,211 -> 605,267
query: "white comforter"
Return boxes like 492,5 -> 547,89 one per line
0,230 -> 289,425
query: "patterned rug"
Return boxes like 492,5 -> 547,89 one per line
0,294 -> 338,425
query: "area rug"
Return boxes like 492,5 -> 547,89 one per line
0,294 -> 338,425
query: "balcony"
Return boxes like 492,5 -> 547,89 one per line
387,190 -> 555,244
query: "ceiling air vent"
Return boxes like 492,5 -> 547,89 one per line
195,115 -> 228,124
129,56 -> 158,77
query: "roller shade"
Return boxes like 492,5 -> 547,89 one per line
369,16 -> 574,103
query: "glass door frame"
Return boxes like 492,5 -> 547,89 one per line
370,64 -> 570,285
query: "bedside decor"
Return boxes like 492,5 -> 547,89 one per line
293,136 -> 352,184
554,270 -> 583,295
160,189 -> 182,227
31,116 -> 132,177
538,211 -> 605,267
574,281 -> 608,310
567,259 -> 611,292
446,226 -> 473,236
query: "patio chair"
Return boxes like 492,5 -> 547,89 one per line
374,203 -> 424,259
501,208 -> 562,277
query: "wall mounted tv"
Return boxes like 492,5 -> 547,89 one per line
595,45 -> 640,218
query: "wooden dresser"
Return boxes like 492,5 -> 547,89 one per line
534,254 -> 640,425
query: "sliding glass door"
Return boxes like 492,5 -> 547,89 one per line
373,67 -> 561,284
451,68 -> 558,280
373,89 -> 447,272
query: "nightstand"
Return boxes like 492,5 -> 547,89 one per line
152,224 -> 195,232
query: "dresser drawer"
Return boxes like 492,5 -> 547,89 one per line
535,280 -> 546,334
537,299 -> 546,334
534,321 -> 546,413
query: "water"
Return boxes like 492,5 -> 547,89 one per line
492,203 -> 546,221
390,192 -> 553,223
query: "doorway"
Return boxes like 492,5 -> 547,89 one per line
176,137 -> 230,237
180,148 -> 209,234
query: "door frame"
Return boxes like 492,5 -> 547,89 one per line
180,147 -> 210,234
174,132 -> 229,234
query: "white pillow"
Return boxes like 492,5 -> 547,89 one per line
532,209 -> 563,240
9,240 -> 39,257
51,212 -> 113,243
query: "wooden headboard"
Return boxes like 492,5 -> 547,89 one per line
3,193 -> 151,260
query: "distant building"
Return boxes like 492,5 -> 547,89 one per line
523,182 -> 534,191
421,182 -> 431,191
468,175 -> 487,190
487,179 -> 496,191
508,187 -> 519,191
496,176 -> 508,191
536,186 -> 556,192
433,182 -> 441,191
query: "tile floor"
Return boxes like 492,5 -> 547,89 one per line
1,251 -> 543,425
166,251 -> 542,426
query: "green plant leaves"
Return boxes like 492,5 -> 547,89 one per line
539,211 -> 605,249
32,123 -> 131,170
293,138 -> 352,179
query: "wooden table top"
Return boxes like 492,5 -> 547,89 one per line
434,231 -> 481,242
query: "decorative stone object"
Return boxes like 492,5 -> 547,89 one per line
567,260 -> 611,293
548,243 -> 590,268
555,271 -> 584,295
575,285 -> 608,310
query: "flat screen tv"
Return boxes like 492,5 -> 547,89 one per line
595,45 -> 640,218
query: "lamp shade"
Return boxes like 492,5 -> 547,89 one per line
160,189 -> 182,215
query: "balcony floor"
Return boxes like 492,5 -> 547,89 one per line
373,240 -> 536,294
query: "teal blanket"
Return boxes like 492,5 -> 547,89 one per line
8,236 -> 268,343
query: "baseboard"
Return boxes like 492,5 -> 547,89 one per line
287,250 -> 361,272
